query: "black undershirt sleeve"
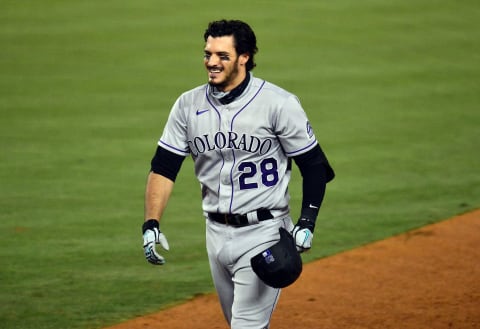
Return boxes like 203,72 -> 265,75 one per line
293,144 -> 335,224
150,146 -> 186,182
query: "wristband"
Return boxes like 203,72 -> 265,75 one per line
297,217 -> 315,232
300,206 -> 318,223
142,219 -> 159,234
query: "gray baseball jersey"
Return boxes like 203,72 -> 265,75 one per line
159,76 -> 317,214
159,73 -> 317,215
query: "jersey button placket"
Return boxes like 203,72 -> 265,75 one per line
217,154 -> 231,213
222,175 -> 230,185
218,108 -> 234,213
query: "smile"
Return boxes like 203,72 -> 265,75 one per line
208,67 -> 223,73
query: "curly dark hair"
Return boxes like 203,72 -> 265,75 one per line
204,19 -> 258,71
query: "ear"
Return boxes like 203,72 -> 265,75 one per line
239,53 -> 249,66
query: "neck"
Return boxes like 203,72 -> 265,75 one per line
214,73 -> 251,105
222,71 -> 247,92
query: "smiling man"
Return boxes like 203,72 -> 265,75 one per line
204,36 -> 247,90
141,19 -> 335,328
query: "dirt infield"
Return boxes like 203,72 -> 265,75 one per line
105,210 -> 480,329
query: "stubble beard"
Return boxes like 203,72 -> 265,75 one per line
208,59 -> 240,91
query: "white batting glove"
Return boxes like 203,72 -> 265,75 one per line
142,220 -> 170,265
292,218 -> 315,253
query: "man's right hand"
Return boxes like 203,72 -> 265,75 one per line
142,219 -> 170,265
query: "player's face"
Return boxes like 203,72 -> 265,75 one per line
204,35 -> 249,92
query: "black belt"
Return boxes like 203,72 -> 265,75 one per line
208,209 -> 274,227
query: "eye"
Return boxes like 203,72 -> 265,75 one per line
204,53 -> 211,60
220,55 -> 230,61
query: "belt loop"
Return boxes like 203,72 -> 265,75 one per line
246,210 -> 260,225
224,214 -> 229,225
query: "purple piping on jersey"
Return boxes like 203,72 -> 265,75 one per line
205,80 -> 267,214
228,149 -> 237,213
204,85 -> 223,133
267,287 -> 281,325
159,140 -> 189,154
285,139 -> 318,156
205,86 -> 228,213
228,80 -> 266,213
230,80 -> 266,131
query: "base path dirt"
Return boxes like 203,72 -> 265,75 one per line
105,210 -> 480,329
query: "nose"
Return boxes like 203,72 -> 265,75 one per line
206,54 -> 220,66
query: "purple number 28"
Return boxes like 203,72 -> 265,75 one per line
238,158 -> 279,190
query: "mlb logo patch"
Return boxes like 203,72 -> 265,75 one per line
262,249 -> 275,264
306,121 -> 314,138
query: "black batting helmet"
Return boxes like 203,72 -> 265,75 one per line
250,227 -> 303,288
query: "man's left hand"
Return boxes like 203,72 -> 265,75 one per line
292,218 -> 315,252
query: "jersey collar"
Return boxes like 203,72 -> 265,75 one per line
209,73 -> 251,105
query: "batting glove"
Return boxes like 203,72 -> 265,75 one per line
142,219 -> 170,265
292,218 -> 315,253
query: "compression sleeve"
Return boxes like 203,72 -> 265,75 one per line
293,144 -> 335,223
150,146 -> 186,182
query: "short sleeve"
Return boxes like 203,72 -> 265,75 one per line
274,95 -> 317,157
158,95 -> 190,156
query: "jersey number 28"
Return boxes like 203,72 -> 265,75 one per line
238,158 -> 279,190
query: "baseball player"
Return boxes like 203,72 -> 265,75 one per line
142,19 -> 334,328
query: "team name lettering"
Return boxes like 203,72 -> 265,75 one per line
188,132 -> 272,156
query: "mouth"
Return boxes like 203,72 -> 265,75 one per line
208,66 -> 223,75
207,66 -> 222,73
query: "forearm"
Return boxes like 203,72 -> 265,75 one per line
300,165 -> 327,220
293,144 -> 335,226
144,172 -> 175,222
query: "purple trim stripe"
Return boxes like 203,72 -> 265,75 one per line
267,287 -> 281,325
285,140 -> 318,156
230,80 -> 266,130
229,80 -> 266,213
205,86 -> 226,212
159,140 -> 189,155
205,80 -> 267,213
228,80 -> 266,212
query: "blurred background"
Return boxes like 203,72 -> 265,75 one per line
1,0 -> 479,328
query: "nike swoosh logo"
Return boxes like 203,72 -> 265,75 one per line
308,204 -> 319,209
196,109 -> 209,115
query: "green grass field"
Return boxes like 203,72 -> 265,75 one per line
1,0 -> 479,328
